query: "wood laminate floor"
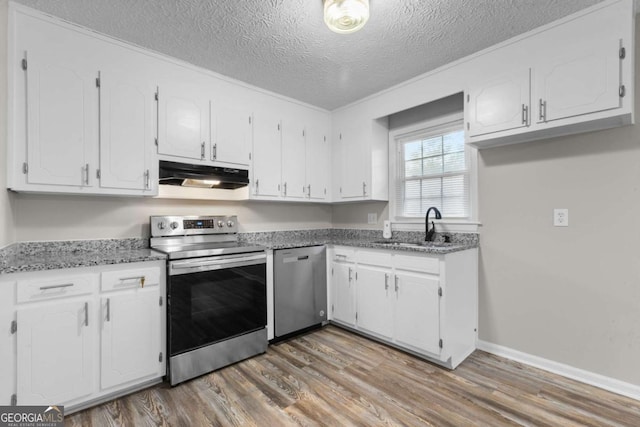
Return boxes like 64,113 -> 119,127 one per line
66,326 -> 640,426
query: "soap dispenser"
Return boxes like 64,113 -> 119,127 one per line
383,220 -> 392,239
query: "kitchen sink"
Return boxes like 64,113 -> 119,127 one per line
372,240 -> 454,248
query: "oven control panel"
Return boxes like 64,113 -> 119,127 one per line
150,215 -> 238,237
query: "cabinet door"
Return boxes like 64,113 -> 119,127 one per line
356,266 -> 393,339
331,262 -> 356,326
281,120 -> 306,199
338,126 -> 367,199
467,69 -> 530,137
101,287 -> 161,389
99,72 -> 155,191
536,37 -> 621,123
394,272 -> 441,355
252,111 -> 282,197
211,102 -> 252,166
158,84 -> 209,160
25,53 -> 96,187
306,127 -> 330,200
17,300 -> 93,405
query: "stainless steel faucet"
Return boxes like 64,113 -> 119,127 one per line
425,207 -> 442,241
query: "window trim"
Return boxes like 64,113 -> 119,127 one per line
388,111 -> 480,233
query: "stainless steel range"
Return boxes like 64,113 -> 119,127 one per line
150,215 -> 267,386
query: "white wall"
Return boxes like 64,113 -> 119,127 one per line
0,0 -> 15,248
13,194 -> 332,241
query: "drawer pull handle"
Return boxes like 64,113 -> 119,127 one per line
118,276 -> 146,288
84,302 -> 89,327
39,283 -> 74,291
106,298 -> 110,322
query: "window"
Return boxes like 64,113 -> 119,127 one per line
391,114 -> 475,225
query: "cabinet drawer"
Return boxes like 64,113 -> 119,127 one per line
393,253 -> 440,275
101,267 -> 160,292
356,249 -> 392,267
17,274 -> 96,303
332,246 -> 356,262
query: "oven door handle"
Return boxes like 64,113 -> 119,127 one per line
170,253 -> 266,274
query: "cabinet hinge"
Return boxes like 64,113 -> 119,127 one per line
159,296 -> 163,306
324,136 -> 326,142
466,122 -> 470,131
10,320 -> 17,334
11,394 -> 17,406
355,312 -> 358,321
619,47 -> 626,59
154,91 -> 159,101
249,152 -> 252,160
277,123 -> 281,131
22,163 -> 28,175
340,187 -> 342,194
331,304 -> 334,313
619,85 -> 626,98
331,267 -> 334,276
159,352 -> 163,363
466,93 -> 470,103
21,58 -> 27,71
154,137 -> 158,146
302,130 -> 305,137
439,339 -> 443,349
438,287 -> 442,297
249,116 -> 252,124
355,272 -> 358,280
95,77 -> 100,88
96,169 -> 101,179
324,188 -> 327,195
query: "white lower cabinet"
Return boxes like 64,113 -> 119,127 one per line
0,261 -> 166,409
100,286 -> 161,390
330,246 -> 478,369
17,299 -> 94,405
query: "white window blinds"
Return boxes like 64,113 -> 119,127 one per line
396,121 -> 469,219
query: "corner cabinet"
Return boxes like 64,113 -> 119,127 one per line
331,114 -> 389,202
250,109 -> 332,202
0,261 -> 166,410
329,246 -> 478,369
466,0 -> 633,148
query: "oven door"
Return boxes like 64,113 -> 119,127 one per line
168,252 -> 267,357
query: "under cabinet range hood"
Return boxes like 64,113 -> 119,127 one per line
159,160 -> 249,189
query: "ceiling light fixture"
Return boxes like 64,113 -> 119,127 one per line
323,0 -> 370,34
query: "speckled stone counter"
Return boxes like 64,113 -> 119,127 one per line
240,228 -> 479,254
0,238 -> 166,275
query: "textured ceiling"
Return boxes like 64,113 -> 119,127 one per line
14,0 -> 604,110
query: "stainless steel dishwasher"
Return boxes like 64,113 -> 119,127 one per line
274,245 -> 327,339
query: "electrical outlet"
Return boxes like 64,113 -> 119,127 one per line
367,213 -> 377,224
553,209 -> 569,227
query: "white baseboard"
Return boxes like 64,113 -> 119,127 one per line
477,340 -> 640,402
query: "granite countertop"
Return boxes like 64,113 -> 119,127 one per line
240,229 -> 479,255
0,230 -> 478,275
0,239 -> 166,275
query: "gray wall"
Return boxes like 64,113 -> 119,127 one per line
0,0 -> 14,248
476,20 -> 640,385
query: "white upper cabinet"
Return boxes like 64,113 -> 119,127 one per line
157,83 -> 209,161
210,101 -> 252,166
24,52 -> 96,188
332,114 -> 388,202
535,37 -> 622,123
467,69 -> 531,137
305,125 -> 331,201
251,110 -> 282,198
281,120 -> 307,199
467,0 -> 633,148
98,72 -> 155,192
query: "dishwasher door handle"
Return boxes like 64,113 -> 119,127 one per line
283,255 -> 310,263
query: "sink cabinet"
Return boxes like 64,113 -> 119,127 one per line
0,261 -> 166,409
329,246 -> 478,369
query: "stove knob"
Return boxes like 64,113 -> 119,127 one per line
170,221 -> 179,230
217,220 -> 224,228
157,222 -> 166,230
227,220 -> 235,228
